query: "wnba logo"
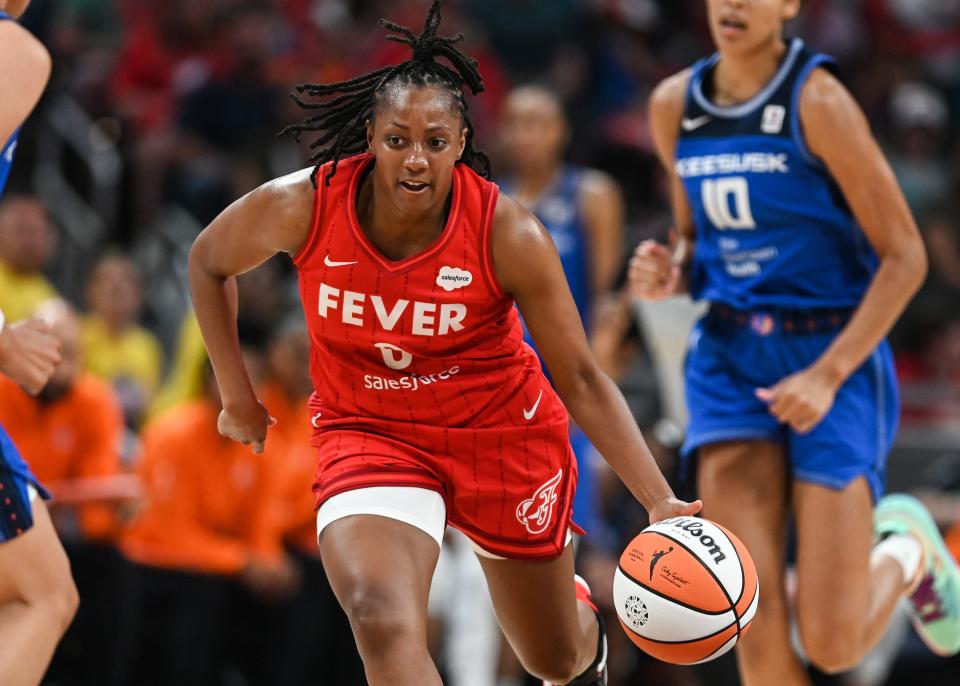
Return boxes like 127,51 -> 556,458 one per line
374,343 -> 413,370
516,469 -> 563,535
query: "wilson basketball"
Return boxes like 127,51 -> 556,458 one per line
613,516 -> 759,665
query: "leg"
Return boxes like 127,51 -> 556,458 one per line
0,497 -> 79,686
794,478 -> 908,673
698,441 -> 811,686
320,514 -> 442,686
477,543 -> 599,685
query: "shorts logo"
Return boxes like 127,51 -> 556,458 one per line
374,343 -> 413,370
436,266 -> 473,292
516,469 -> 563,535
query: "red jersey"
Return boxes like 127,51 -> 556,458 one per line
294,153 -> 565,432
293,153 -> 579,560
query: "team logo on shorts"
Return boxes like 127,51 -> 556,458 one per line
436,266 -> 473,292
516,469 -> 563,535
374,342 -> 413,370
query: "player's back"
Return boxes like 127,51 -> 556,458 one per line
677,38 -> 876,312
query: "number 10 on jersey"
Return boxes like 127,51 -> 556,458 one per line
702,177 -> 756,230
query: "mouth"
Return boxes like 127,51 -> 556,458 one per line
399,180 -> 431,194
718,15 -> 748,37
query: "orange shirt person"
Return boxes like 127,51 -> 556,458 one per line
0,303 -> 125,543
123,365 -> 289,579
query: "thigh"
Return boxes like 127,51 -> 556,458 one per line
476,543 -> 585,667
793,477 -> 873,635
319,512 -> 440,632
0,496 -> 73,606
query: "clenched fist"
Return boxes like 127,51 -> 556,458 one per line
0,317 -> 62,394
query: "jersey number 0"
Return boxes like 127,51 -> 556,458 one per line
701,177 -> 756,230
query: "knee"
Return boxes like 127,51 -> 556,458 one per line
342,585 -> 423,654
799,618 -> 862,674
520,649 -> 582,686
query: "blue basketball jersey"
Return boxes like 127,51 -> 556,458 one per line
503,167 -> 593,335
0,11 -> 18,197
678,38 -> 876,310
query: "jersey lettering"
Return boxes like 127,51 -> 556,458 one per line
317,283 -> 467,336
702,177 -> 756,230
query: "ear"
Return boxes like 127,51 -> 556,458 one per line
457,126 -> 468,160
365,120 -> 374,152
783,0 -> 802,21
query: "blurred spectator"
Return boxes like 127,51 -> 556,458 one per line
82,250 -> 164,428
0,194 -> 58,322
0,298 -> 133,686
122,344 -> 297,686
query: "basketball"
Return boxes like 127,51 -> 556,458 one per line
613,516 -> 759,665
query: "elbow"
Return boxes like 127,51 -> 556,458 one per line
555,361 -> 606,408
902,238 -> 929,294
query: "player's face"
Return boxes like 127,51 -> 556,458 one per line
500,88 -> 568,172
706,0 -> 801,53
367,85 -> 467,217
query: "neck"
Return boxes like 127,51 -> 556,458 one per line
360,174 -> 450,261
714,37 -> 788,106
514,162 -> 560,206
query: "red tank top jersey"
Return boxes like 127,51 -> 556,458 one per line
294,153 -> 566,433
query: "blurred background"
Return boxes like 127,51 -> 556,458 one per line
2,0 -> 959,684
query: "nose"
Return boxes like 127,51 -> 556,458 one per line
404,143 -> 428,173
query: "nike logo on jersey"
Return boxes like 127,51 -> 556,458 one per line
324,256 -> 358,268
681,115 -> 712,131
523,389 -> 544,421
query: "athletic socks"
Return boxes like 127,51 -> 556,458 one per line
873,533 -> 924,589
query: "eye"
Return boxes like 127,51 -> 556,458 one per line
430,138 -> 448,149
386,135 -> 404,146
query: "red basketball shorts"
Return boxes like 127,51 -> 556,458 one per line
310,418 -> 581,560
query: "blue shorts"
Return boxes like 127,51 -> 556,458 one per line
682,308 -> 899,502
0,424 -> 50,542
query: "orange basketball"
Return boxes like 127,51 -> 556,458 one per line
613,516 -> 759,665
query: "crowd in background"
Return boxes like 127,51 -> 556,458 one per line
1,1 -> 959,685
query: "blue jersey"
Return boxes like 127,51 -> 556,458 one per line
503,167 -> 593,336
678,38 -> 876,311
0,11 -> 18,197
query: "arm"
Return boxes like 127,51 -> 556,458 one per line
0,19 -> 51,146
187,169 -> 314,452
492,195 -> 700,521
578,170 -> 624,295
629,70 -> 696,300
758,69 -> 928,433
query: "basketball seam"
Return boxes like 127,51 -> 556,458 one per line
711,524 -> 747,607
616,564 -> 732,617
646,529 -> 742,643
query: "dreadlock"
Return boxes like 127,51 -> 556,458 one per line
279,0 -> 491,187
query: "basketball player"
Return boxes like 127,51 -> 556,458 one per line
629,1 -> 960,683
0,2 -> 80,686
499,85 -> 624,537
188,2 -> 700,685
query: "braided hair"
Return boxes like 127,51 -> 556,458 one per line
279,0 -> 491,187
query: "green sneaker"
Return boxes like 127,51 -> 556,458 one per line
875,493 -> 960,657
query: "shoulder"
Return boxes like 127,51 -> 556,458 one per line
241,168 -> 315,223
650,68 -> 694,120
0,21 -> 50,73
798,67 -> 862,125
493,192 -> 550,248
578,168 -> 621,204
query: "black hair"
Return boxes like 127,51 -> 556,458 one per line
279,0 -> 491,186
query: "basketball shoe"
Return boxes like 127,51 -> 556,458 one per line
875,493 -> 960,656
543,575 -> 608,686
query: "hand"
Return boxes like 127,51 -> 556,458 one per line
648,496 -> 703,524
217,400 -> 276,454
0,317 -> 62,394
756,365 -> 841,434
628,240 -> 681,301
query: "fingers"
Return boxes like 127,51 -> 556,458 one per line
757,385 -> 823,433
629,241 -> 676,299
252,440 -> 265,455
